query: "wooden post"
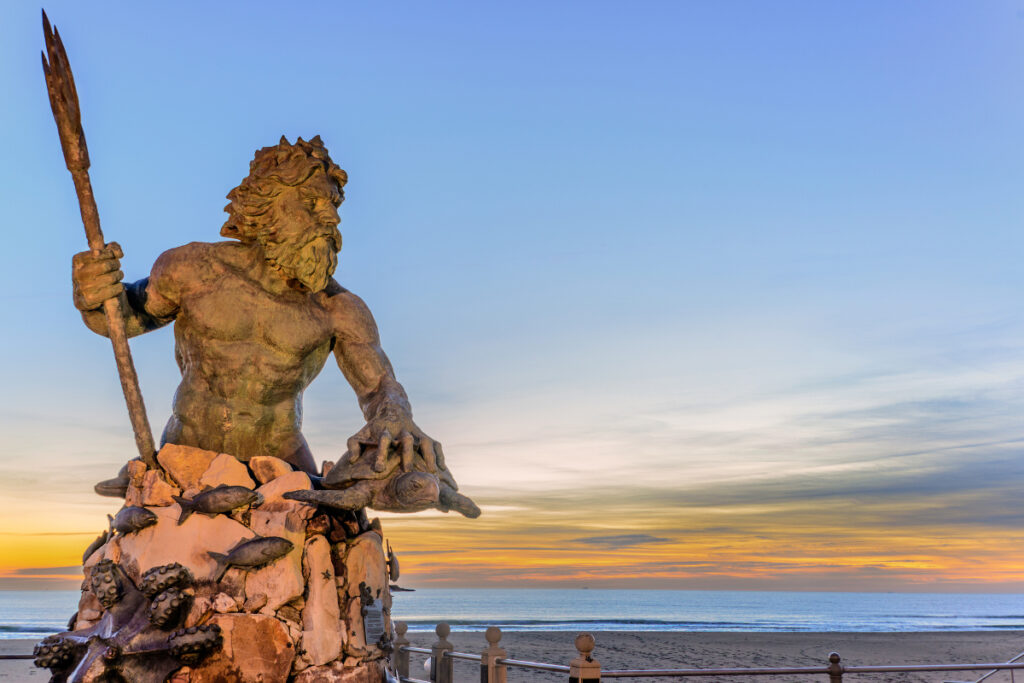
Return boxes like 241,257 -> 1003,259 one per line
430,622 -> 453,683
569,633 -> 600,683
480,626 -> 507,683
392,621 -> 410,680
827,652 -> 843,683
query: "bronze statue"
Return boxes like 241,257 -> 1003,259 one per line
73,135 -> 473,514
43,9 -> 477,680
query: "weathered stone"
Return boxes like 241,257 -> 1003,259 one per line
249,455 -> 293,484
158,444 -> 219,495
116,503 -> 255,583
300,536 -> 343,666
284,619 -> 303,647
245,508 -> 307,612
128,460 -> 147,486
293,659 -> 385,683
321,460 -> 335,478
219,564 -> 248,605
242,593 -> 267,613
330,543 -> 347,585
307,513 -> 330,537
344,532 -> 387,603
278,601 -> 303,625
199,452 -> 256,491
256,471 -> 314,513
141,469 -> 181,506
125,487 -> 142,507
329,516 -> 358,543
212,592 -> 238,613
188,613 -> 294,683
124,460 -> 148,507
185,595 -> 213,627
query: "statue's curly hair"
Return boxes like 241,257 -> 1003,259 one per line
221,135 -> 348,242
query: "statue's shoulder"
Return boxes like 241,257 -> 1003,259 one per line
319,279 -> 379,342
152,241 -> 241,285
156,241 -> 248,274
154,241 -> 218,267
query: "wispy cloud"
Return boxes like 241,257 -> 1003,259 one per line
11,566 -> 81,576
572,534 -> 672,549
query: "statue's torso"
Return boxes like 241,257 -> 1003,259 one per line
157,242 -> 334,470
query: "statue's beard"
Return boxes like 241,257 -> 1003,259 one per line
263,233 -> 339,292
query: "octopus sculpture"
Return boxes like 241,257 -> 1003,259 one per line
34,560 -> 221,683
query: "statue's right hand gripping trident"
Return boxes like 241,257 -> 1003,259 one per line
72,242 -> 125,312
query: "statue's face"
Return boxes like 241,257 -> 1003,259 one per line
263,172 -> 344,292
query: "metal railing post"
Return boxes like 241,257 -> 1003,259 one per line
430,622 -> 453,683
393,621 -> 410,680
569,633 -> 601,683
828,652 -> 843,683
481,626 -> 508,683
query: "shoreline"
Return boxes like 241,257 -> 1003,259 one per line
8,631 -> 1024,682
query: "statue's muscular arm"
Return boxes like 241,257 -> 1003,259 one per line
327,282 -> 455,485
73,242 -> 185,337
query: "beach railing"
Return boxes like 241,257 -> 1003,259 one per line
393,622 -> 1024,683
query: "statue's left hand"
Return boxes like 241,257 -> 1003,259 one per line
345,404 -> 457,489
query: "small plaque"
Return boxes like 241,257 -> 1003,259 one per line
362,604 -> 387,645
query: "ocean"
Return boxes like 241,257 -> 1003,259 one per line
3,589 -> 1024,639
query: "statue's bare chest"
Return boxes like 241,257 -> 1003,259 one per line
178,272 -> 332,359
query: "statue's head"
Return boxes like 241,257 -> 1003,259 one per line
221,135 -> 348,292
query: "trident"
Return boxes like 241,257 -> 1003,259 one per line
41,10 -> 158,468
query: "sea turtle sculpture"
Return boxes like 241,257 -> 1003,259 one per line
285,446 -> 480,518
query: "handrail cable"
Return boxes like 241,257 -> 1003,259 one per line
944,648 -> 1024,683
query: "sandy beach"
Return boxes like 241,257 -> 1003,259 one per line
4,631 -> 1023,682
434,631 -> 1024,683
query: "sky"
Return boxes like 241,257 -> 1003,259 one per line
2,0 -> 1024,592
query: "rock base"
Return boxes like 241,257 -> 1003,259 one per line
58,444 -> 395,683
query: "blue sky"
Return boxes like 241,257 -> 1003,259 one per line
2,1 -> 1024,589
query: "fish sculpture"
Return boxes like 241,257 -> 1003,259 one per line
171,485 -> 263,524
207,536 -> 293,582
107,506 -> 158,535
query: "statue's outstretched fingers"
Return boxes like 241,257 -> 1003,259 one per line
434,441 -> 448,471
399,431 -> 415,471
374,430 -> 392,472
438,468 -> 457,491
418,436 -> 437,470
439,484 -> 480,519
347,436 -> 363,462
432,442 -> 457,489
